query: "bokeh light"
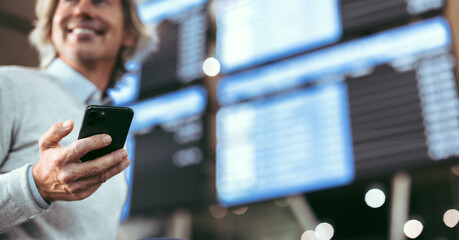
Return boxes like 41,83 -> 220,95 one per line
443,209 -> 459,228
450,165 -> 459,176
365,188 -> 386,208
209,204 -> 227,219
315,222 -> 334,240
301,230 -> 319,240
231,206 -> 248,215
403,219 -> 424,239
203,57 -> 221,77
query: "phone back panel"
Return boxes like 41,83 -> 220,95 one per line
78,105 -> 134,161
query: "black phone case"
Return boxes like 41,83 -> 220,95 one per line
78,105 -> 134,162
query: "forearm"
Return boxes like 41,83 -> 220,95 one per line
0,164 -> 46,233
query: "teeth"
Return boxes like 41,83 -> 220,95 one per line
72,28 -> 96,35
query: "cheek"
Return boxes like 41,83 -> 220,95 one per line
50,19 -> 62,43
49,26 -> 58,45
107,14 -> 126,38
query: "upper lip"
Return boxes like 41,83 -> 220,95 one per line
66,21 -> 106,35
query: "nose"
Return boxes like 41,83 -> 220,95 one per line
72,0 -> 96,19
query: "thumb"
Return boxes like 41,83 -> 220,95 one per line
39,120 -> 74,150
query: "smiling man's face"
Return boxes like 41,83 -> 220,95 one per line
51,0 -> 133,65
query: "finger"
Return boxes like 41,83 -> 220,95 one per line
73,149 -> 128,178
98,157 -> 131,183
64,134 -> 112,161
65,177 -> 102,196
39,120 -> 74,149
72,157 -> 130,187
68,183 -> 101,201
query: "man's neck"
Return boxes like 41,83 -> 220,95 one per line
58,57 -> 115,92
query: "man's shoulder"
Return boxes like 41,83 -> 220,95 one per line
0,65 -> 57,88
0,65 -> 49,79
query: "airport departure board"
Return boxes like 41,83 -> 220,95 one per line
216,17 -> 458,206
128,86 -> 209,212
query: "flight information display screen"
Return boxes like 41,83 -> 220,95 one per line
216,17 -> 458,206
107,0 -> 209,104
215,0 -> 342,73
216,82 -> 354,206
128,86 -> 209,212
215,0 -> 445,74
340,0 -> 444,35
138,0 -> 208,24
137,0 -> 208,100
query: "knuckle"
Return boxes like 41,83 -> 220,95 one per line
114,153 -> 122,163
105,151 -> 119,164
74,142 -> 87,156
38,123 -> 60,146
67,184 -> 81,194
91,164 -> 100,175
57,172 -> 74,184
62,150 -> 73,163
38,135 -> 45,146
99,173 -> 107,183
49,123 -> 60,135
49,154 -> 61,165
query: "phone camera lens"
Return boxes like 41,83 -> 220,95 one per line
89,111 -> 97,119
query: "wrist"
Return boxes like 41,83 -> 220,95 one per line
28,165 -> 51,209
32,163 -> 53,204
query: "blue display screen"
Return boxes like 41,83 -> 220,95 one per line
138,0 -> 208,24
121,86 -> 207,218
216,0 -> 342,73
129,86 -> 207,132
107,71 -> 141,106
120,135 -> 136,221
217,17 -> 451,106
215,17 -> 452,207
216,82 -> 354,206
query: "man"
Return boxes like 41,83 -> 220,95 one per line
0,0 -> 155,238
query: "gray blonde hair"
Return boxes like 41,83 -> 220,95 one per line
29,0 -> 157,79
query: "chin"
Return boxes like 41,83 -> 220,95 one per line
62,47 -> 116,63
72,51 -> 104,62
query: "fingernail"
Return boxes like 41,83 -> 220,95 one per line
120,150 -> 128,159
103,135 -> 112,144
63,120 -> 71,129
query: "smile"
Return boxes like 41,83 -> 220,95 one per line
66,21 -> 106,36
72,28 -> 97,35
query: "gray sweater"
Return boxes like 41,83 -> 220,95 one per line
0,66 -> 127,239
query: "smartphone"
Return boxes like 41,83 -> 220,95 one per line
78,105 -> 134,162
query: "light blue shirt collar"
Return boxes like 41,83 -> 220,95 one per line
46,58 -> 103,105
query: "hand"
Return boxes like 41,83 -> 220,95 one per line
32,120 -> 131,203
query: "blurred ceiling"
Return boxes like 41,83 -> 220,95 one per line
0,0 -> 35,32
0,0 -> 38,67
